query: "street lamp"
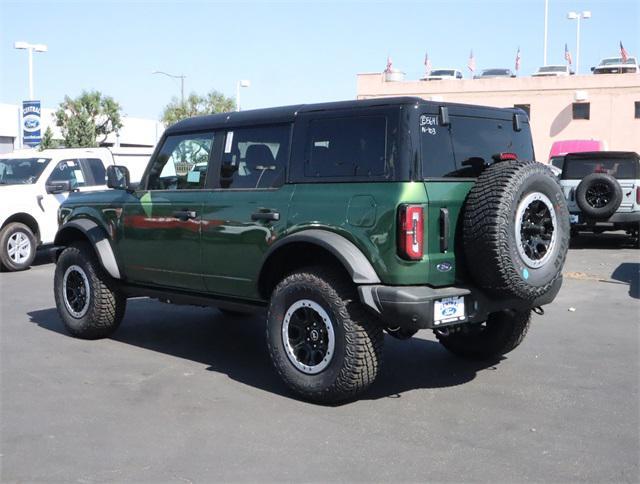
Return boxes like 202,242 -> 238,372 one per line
236,80 -> 250,112
14,41 -> 48,100
567,10 -> 591,74
152,71 -> 186,106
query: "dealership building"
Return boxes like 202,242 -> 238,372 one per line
0,103 -> 164,154
357,73 -> 640,160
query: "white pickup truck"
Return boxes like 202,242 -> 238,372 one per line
0,147 -> 151,271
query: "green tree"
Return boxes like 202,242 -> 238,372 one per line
54,91 -> 123,147
39,126 -> 59,150
161,90 -> 235,125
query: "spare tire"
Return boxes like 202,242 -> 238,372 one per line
575,173 -> 622,219
463,160 -> 570,301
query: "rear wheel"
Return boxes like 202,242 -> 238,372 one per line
54,241 -> 126,339
435,309 -> 531,360
266,267 -> 383,403
0,222 -> 37,272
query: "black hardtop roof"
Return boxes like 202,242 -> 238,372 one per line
565,151 -> 640,160
165,96 -> 522,134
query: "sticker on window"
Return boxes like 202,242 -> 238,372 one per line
420,115 -> 438,135
74,169 -> 85,183
187,170 -> 201,183
225,131 -> 234,153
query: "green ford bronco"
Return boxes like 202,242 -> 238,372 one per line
53,97 -> 569,402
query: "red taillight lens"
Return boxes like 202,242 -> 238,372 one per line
636,186 -> 640,204
398,204 -> 424,260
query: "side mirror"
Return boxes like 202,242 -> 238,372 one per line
46,180 -> 71,194
106,165 -> 131,190
590,67 -> 594,72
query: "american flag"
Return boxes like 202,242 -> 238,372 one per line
424,51 -> 432,76
564,43 -> 572,65
384,56 -> 393,73
467,49 -> 475,73
515,47 -> 521,72
620,41 -> 629,63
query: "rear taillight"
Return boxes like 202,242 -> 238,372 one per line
398,204 -> 424,260
636,186 -> 640,204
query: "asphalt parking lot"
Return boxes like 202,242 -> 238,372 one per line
1,233 -> 638,483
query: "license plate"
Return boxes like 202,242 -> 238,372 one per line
434,296 -> 466,326
570,214 -> 579,224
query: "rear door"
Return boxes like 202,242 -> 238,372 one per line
118,131 -> 215,290
200,124 -> 294,299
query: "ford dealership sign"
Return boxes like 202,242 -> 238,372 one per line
22,100 -> 41,146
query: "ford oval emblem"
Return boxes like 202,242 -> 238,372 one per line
442,306 -> 457,316
436,262 -> 452,272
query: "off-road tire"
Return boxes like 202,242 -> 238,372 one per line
463,160 -> 570,301
436,309 -> 531,360
0,222 -> 37,272
267,267 -> 383,403
54,241 -> 126,339
575,173 -> 623,219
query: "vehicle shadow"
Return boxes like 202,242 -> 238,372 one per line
28,299 -> 500,404
569,232 -> 638,250
611,263 -> 640,299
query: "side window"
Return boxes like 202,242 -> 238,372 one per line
220,125 -> 290,189
420,113 -> 456,177
47,159 -> 86,188
81,158 -> 107,186
305,116 -> 387,178
147,132 -> 214,190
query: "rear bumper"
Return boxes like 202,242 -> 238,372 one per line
571,211 -> 640,227
358,278 -> 562,331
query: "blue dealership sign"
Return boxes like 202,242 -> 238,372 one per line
22,100 -> 42,146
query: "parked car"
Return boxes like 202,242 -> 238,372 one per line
474,68 -> 516,79
548,139 -> 606,174
532,65 -> 573,77
592,57 -> 639,74
0,148 -> 122,271
559,151 -> 640,241
52,97 -> 569,403
423,69 -> 463,80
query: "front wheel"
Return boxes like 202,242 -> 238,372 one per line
266,267 -> 383,403
435,309 -> 531,360
0,222 -> 37,271
54,241 -> 126,339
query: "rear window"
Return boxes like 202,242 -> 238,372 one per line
561,156 -> 639,180
421,114 -> 534,178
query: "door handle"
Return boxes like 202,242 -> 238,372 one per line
251,210 -> 280,221
173,210 -> 198,221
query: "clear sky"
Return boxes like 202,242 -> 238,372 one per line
1,0 -> 638,120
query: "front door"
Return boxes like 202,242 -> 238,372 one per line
201,124 -> 293,299
119,131 -> 215,291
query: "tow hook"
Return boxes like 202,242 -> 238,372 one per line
532,306 -> 544,315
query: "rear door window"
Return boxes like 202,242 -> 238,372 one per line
219,124 -> 290,189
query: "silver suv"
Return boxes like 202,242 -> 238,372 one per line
560,151 -> 640,241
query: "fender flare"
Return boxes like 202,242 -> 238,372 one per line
54,219 -> 121,280
261,229 -> 381,284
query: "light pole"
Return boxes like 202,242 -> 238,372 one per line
543,0 -> 549,66
152,71 -> 186,106
14,41 -> 48,100
236,80 -> 250,112
567,10 -> 591,74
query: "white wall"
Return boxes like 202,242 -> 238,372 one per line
0,103 -> 164,152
